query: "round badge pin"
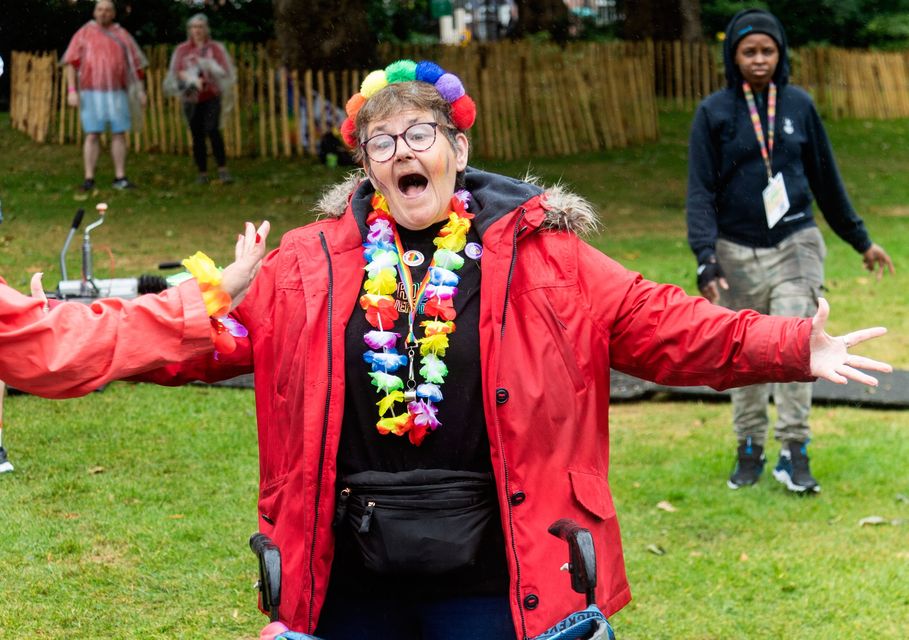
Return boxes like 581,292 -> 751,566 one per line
402,250 -> 425,267
465,242 -> 483,260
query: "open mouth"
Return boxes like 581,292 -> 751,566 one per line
398,173 -> 428,197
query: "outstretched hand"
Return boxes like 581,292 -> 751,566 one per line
809,298 -> 891,385
221,220 -> 270,310
30,272 -> 49,313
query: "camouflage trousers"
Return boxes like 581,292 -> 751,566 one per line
717,226 -> 826,446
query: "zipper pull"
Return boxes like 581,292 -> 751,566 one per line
358,500 -> 376,533
333,487 -> 350,528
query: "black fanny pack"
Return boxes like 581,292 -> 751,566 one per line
333,469 -> 497,576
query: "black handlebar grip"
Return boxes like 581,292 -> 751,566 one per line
249,532 -> 278,556
548,519 -> 597,603
71,208 -> 85,230
250,533 -> 282,621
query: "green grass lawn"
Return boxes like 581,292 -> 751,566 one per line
1,109 -> 907,638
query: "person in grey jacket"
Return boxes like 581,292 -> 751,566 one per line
685,9 -> 894,493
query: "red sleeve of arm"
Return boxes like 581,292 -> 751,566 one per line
578,244 -> 813,391
0,280 -> 214,398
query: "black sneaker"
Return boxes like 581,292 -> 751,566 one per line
728,437 -> 765,489
112,177 -> 137,190
774,441 -> 821,494
80,178 -> 96,192
0,446 -> 13,473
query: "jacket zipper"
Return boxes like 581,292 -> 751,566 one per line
497,208 -> 529,638
307,232 -> 334,632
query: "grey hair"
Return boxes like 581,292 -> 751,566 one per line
187,13 -> 210,28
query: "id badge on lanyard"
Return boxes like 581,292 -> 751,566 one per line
744,82 -> 790,228
763,172 -> 789,228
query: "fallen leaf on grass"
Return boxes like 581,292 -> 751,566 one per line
167,514 -> 185,519
646,544 -> 666,556
739,553 -> 749,562
87,466 -> 105,475
858,515 -> 904,526
656,500 -> 678,513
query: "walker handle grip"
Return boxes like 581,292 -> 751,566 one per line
249,532 -> 282,622
548,519 -> 597,605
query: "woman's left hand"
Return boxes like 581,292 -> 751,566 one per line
809,298 -> 891,385
221,220 -> 270,310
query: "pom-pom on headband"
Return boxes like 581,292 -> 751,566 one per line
340,59 -> 477,148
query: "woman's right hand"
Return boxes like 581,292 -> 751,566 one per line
221,220 -> 270,310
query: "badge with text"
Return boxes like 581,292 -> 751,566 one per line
763,172 -> 790,229
465,242 -> 483,260
401,250 -> 425,267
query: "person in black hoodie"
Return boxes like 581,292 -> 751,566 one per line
686,9 -> 895,494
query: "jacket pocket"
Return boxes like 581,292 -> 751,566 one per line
257,474 -> 289,532
526,289 -> 587,393
569,469 -> 616,521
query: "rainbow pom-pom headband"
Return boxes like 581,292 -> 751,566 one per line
340,59 -> 477,149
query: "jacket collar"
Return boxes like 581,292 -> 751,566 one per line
314,167 -> 599,240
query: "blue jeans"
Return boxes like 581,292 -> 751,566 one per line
314,593 -> 514,640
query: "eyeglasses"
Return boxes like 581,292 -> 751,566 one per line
361,122 -> 440,163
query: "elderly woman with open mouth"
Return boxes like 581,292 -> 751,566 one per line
135,60 -> 889,640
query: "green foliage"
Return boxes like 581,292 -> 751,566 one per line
701,0 -> 909,47
367,0 -> 440,45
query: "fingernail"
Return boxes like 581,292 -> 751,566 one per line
255,233 -> 261,243
238,234 -> 243,241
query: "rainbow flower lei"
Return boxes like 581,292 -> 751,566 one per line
360,190 -> 474,446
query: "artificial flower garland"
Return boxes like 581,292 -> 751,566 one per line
182,251 -> 247,355
360,191 -> 474,446
340,59 -> 476,148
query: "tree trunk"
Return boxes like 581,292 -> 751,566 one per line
273,0 -> 376,70
513,0 -> 572,43
621,0 -> 703,41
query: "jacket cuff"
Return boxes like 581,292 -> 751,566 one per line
173,279 -> 216,350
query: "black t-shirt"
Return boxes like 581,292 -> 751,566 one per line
330,217 -> 508,598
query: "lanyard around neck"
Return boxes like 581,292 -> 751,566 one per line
392,228 -> 435,346
743,81 -> 777,181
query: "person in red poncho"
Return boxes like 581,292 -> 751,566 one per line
62,0 -> 147,191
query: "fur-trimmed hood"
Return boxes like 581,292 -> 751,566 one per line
315,167 -> 599,237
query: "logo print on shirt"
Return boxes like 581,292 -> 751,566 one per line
783,117 -> 794,135
401,250 -> 424,267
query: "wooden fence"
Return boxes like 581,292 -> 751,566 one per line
644,39 -> 909,119
13,40 -> 909,159
9,41 -> 658,160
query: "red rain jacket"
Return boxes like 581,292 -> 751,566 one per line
142,170 -> 813,638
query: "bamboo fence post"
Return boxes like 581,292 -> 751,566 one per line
267,63 -> 278,157
256,49 -> 266,157
304,69 -> 316,156
279,66 -> 291,157
292,69 -> 302,156
59,64 -> 68,144
316,69 -> 327,138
